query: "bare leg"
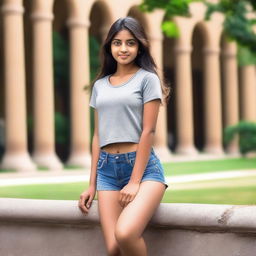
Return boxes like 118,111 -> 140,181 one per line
114,181 -> 166,256
97,191 -> 124,256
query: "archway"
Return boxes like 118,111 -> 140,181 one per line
191,23 -> 206,152
162,17 -> 176,151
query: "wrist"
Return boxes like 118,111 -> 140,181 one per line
89,183 -> 96,189
129,178 -> 141,185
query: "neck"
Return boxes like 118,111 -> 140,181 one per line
115,64 -> 140,76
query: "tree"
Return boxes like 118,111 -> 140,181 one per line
224,121 -> 256,155
139,0 -> 256,65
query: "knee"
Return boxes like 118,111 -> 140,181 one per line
106,244 -> 121,256
114,226 -> 135,245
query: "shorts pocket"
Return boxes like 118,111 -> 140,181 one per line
128,155 -> 160,169
97,157 -> 106,170
128,158 -> 135,168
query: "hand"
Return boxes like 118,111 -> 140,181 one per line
119,182 -> 140,208
78,185 -> 96,215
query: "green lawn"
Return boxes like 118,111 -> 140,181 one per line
162,185 -> 256,205
0,157 -> 255,205
0,182 -> 86,200
164,176 -> 256,205
1,176 -> 255,205
162,157 -> 256,176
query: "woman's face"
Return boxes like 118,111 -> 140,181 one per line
110,29 -> 139,66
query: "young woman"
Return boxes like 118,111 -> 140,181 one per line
78,16 -> 171,256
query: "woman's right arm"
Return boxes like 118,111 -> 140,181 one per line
89,136 -> 100,188
78,109 -> 100,214
89,109 -> 100,188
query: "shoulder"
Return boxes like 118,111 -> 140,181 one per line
95,76 -> 107,86
92,76 -> 107,91
140,70 -> 161,86
140,69 -> 160,81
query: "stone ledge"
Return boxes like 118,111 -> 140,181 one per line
1,198 -> 256,256
0,198 -> 255,232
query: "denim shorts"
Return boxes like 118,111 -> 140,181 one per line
96,148 -> 169,191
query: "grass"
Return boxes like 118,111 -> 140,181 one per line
162,157 -> 256,176
0,182 -> 87,200
162,186 -> 256,205
0,157 -> 255,205
1,175 -> 256,205
164,176 -> 256,205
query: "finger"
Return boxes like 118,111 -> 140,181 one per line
121,193 -> 130,207
119,191 -> 124,207
124,197 -> 132,207
129,196 -> 134,202
80,194 -> 86,205
79,196 -> 89,214
119,190 -> 123,201
78,196 -> 84,209
124,195 -> 130,206
78,202 -> 89,214
127,197 -> 132,203
79,198 -> 88,213
84,195 -> 90,210
86,196 -> 92,209
120,196 -> 126,208
119,196 -> 124,207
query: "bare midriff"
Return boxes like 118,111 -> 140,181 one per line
101,142 -> 139,154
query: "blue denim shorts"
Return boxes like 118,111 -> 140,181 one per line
96,148 -> 169,191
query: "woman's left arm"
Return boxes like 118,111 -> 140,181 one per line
119,99 -> 161,207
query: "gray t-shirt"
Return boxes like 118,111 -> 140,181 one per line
89,67 -> 162,148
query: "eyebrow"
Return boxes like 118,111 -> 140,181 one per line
112,39 -> 136,41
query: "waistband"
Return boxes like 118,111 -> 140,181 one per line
99,147 -> 156,161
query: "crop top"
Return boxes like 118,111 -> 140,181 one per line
89,67 -> 162,148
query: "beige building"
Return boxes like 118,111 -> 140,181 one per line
0,0 -> 255,172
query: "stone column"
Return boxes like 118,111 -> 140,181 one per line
174,46 -> 198,155
203,47 -> 224,154
30,0 -> 63,170
149,34 -> 173,160
65,17 -> 91,167
221,43 -> 239,154
240,65 -> 256,121
0,0 -> 36,172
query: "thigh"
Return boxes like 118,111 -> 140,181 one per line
97,191 -> 124,252
115,181 -> 166,239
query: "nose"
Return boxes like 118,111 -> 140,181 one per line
120,43 -> 127,52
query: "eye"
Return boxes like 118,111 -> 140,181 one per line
112,41 -> 120,45
128,41 -> 135,46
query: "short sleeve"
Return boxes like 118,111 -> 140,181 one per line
89,84 -> 97,109
142,73 -> 162,104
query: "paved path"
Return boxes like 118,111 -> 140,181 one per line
0,169 -> 256,190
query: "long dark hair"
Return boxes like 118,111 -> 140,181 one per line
90,16 -> 171,106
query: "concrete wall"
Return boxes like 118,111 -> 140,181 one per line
0,198 -> 255,256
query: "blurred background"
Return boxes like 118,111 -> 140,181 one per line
0,0 -> 255,205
